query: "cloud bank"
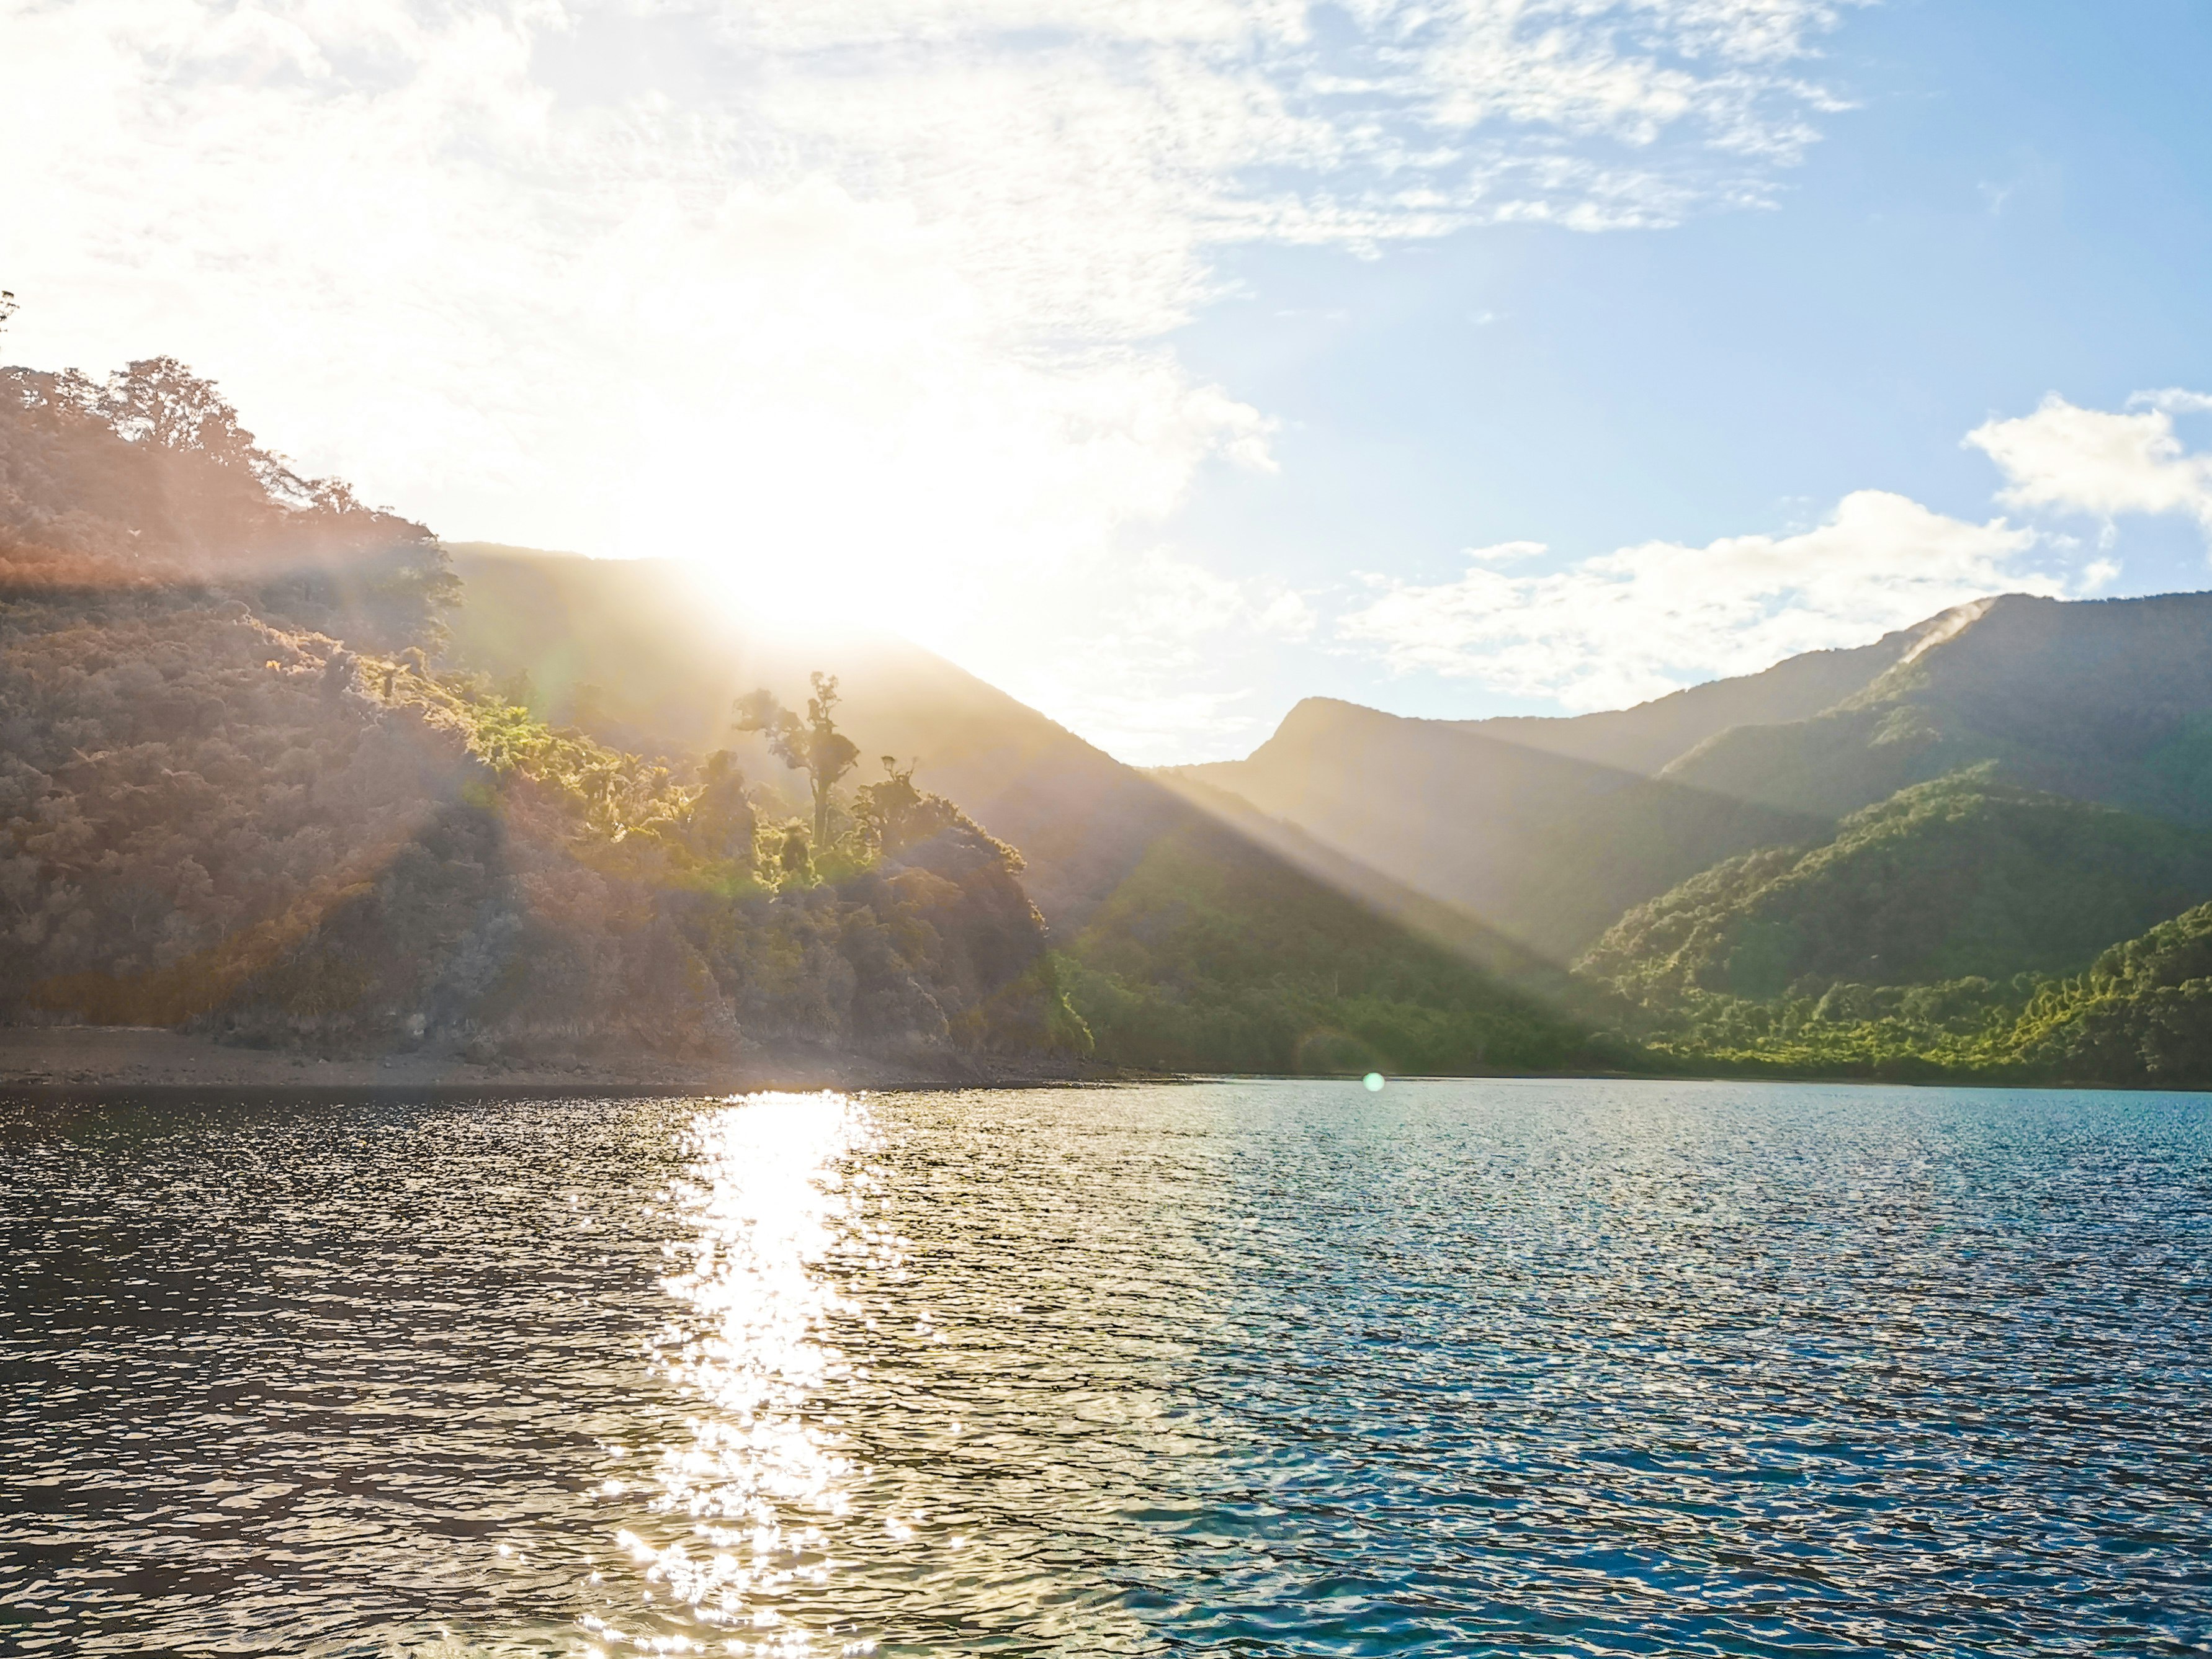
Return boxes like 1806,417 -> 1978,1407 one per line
1339,490 -> 2062,710
1338,388 -> 2212,715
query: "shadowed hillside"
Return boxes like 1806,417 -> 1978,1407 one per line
1180,591 -> 2212,964
0,360 -> 1609,1078
1665,592 -> 2212,823
1055,807 -> 1625,1076
1171,697 -> 1827,957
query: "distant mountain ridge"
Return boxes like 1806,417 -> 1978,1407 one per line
1175,590 -> 2212,962
1664,592 -> 2212,823
1466,607 -> 1968,776
1169,700 -> 1827,958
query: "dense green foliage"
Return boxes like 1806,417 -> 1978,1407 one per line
1059,821 -> 1623,1075
1629,901 -> 2212,1088
1631,977 -> 2032,1080
1582,771 -> 2212,1001
1587,769 -> 2212,1088
2007,901 -> 2212,1084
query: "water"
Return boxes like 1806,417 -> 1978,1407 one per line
2,1080 -> 2208,1657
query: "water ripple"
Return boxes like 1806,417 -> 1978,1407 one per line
1,1080 -> 2207,1655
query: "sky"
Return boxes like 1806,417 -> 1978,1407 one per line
4,0 -> 2211,762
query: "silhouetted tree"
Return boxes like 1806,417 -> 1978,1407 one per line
734,672 -> 860,848
684,750 -> 757,864
855,754 -> 956,856
97,356 -> 262,462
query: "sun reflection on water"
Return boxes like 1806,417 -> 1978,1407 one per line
612,1091 -> 886,1657
4,1086 -> 2201,1658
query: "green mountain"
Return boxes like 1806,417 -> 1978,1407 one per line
1169,697 -> 1827,959
1180,591 -> 2212,969
1,361 -> 1600,1077
1663,592 -> 2212,824
1580,770 -> 2212,1002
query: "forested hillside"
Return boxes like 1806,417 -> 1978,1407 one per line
1572,770 -> 2212,1086
1581,771 -> 2212,1001
1662,592 -> 2212,823
0,357 -> 1072,1070
434,543 -> 1607,1071
2008,902 -> 2212,1084
1624,900 -> 2212,1088
2,353 -> 1601,1077
1184,589 -> 2212,1087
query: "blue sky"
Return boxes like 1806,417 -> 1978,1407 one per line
1163,0 -> 2212,730
4,1 -> 2210,761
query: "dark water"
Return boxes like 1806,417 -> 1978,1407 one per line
2,1081 -> 2209,1657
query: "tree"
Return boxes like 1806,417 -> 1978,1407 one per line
854,754 -> 960,857
96,356 -> 263,463
0,291 -> 16,338
733,671 -> 860,849
684,750 -> 757,864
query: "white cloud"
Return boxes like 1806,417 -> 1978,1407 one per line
1967,393 -> 2212,531
1253,589 -> 1320,639
2133,388 -> 2212,415
1337,490 -> 2069,710
0,0 -> 1860,752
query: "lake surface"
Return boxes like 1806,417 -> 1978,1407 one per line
2,1079 -> 2208,1657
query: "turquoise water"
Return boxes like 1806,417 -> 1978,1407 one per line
2,1080 -> 2208,1655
